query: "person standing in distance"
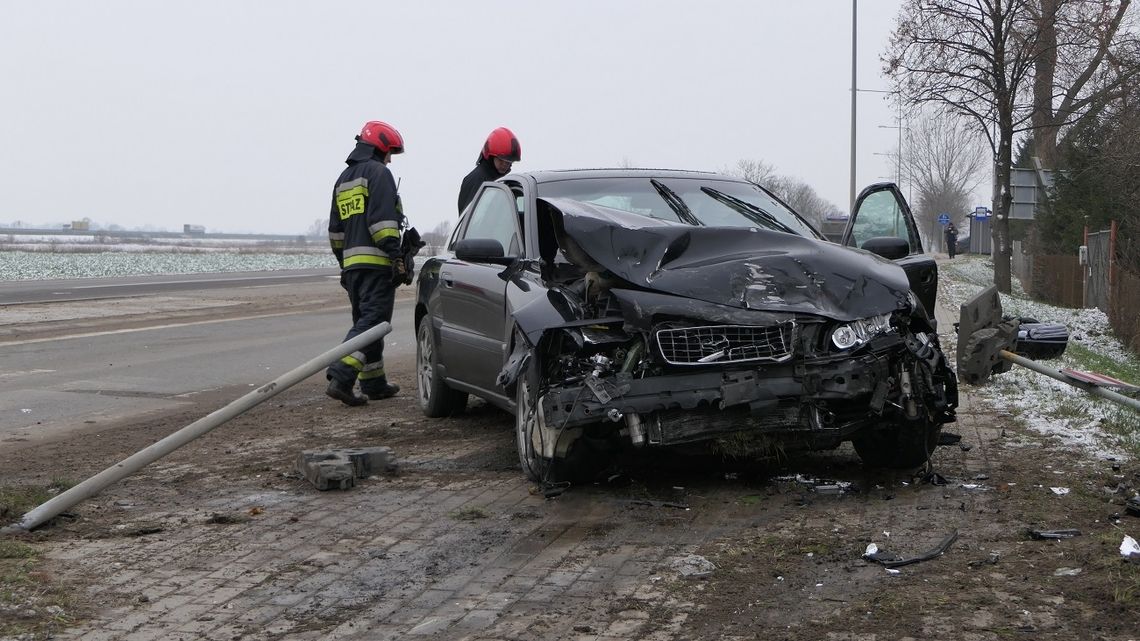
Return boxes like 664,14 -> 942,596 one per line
326,121 -> 406,406
945,222 -> 959,259
457,127 -> 521,214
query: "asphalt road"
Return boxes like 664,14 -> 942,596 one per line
0,268 -> 339,305
0,275 -> 416,444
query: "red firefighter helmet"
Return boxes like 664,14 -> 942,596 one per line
358,121 -> 404,154
481,127 -> 521,162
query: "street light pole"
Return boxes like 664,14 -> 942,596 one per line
849,0 -> 858,212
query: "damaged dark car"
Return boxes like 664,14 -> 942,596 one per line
414,169 -> 958,481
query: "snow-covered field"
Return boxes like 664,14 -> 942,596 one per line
939,254 -> 1140,461
0,247 -> 336,280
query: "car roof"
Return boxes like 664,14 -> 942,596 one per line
509,168 -> 749,185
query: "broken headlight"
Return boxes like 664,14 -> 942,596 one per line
830,313 -> 893,350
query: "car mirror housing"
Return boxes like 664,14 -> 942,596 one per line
455,238 -> 514,265
860,236 -> 910,261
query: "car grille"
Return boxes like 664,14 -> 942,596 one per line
655,323 -> 795,366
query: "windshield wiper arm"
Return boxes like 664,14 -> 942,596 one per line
700,187 -> 798,234
650,179 -> 701,225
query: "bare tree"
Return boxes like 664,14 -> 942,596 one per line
894,110 -> 988,248
886,0 -> 1045,293
724,159 -> 840,229
886,0 -> 1138,292
1030,0 -> 1139,167
305,218 -> 326,238
422,219 -> 454,255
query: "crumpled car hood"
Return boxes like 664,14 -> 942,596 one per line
542,197 -> 912,322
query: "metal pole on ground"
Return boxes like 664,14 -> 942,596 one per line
999,349 -> 1140,412
2,322 -> 392,534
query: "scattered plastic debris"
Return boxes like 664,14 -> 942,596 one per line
968,552 -> 1001,567
1125,496 -> 1140,517
1028,529 -> 1082,540
1050,487 -> 1071,496
938,432 -> 962,446
885,568 -> 901,575
1053,567 -> 1082,576
774,474 -> 854,494
862,530 -> 959,568
627,499 -> 690,510
920,471 -> 948,486
671,554 -> 716,578
1121,535 -> 1140,561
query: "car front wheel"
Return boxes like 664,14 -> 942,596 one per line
416,320 -> 467,417
515,364 -> 553,482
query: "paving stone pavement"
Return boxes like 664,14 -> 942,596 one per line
38,299 -> 996,641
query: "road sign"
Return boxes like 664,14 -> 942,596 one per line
974,206 -> 991,219
938,213 -> 950,225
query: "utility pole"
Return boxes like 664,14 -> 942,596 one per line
849,0 -> 857,212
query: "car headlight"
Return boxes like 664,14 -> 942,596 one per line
830,313 -> 893,350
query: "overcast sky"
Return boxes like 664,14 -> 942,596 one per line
0,1 -> 916,236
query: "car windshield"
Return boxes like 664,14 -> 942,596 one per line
538,176 -> 823,239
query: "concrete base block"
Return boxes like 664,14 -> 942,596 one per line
295,446 -> 397,491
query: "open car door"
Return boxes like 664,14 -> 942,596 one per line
841,183 -> 938,324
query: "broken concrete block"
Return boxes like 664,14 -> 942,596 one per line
295,447 -> 397,491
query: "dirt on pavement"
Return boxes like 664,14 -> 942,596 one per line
2,281 -> 1140,641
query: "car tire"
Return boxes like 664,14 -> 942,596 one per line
416,320 -> 467,417
851,419 -> 941,469
515,363 -> 553,482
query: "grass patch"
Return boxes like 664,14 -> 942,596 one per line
0,481 -> 83,637
1064,343 -> 1140,385
450,506 -> 489,521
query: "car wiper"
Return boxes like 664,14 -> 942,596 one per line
650,179 -> 701,225
700,187 -> 799,235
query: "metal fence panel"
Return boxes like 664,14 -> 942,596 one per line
1086,230 -> 1111,312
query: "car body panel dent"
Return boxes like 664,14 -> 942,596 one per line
542,197 -> 912,322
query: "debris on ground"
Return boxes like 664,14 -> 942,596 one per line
1050,487 -> 1071,496
672,554 -> 716,579
862,530 -> 959,568
295,446 -> 397,491
1053,567 -> 1082,576
1027,529 -> 1082,540
938,432 -> 962,446
1126,495 -> 1140,517
1121,535 -> 1140,561
627,499 -> 691,510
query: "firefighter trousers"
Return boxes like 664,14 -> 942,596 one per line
326,267 -> 395,395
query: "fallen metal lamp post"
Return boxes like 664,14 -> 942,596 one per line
998,349 -> 1140,412
958,285 -> 1139,413
1,322 -> 392,534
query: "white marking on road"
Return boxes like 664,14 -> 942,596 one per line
0,369 -> 57,379
0,310 -> 316,347
71,273 -> 333,289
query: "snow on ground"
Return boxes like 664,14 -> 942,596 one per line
939,254 -> 1140,462
0,249 -> 336,280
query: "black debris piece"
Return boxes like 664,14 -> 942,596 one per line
627,499 -> 691,510
863,530 -> 959,568
938,432 -> 963,446
1125,496 -> 1140,517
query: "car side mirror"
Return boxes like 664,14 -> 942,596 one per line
860,236 -> 910,260
455,238 -> 514,265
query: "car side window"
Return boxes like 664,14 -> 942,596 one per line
463,187 -> 522,256
849,190 -> 915,253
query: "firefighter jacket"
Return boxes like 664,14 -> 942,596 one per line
457,158 -> 505,214
328,143 -> 404,271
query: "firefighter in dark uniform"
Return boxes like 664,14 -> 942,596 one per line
457,127 -> 521,214
326,120 -> 406,406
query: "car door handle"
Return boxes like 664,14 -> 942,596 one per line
440,271 -> 454,287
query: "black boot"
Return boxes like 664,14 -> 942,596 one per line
326,379 -> 367,406
365,382 -> 400,400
